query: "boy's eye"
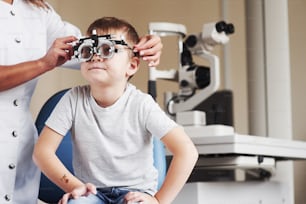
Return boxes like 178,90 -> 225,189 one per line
80,46 -> 93,59
100,43 -> 112,57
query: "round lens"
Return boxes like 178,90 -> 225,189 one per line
80,45 -> 93,61
98,40 -> 114,58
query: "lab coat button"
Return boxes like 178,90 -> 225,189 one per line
13,99 -> 18,106
14,38 -> 21,43
4,194 -> 11,201
12,131 -> 18,137
10,10 -> 15,16
8,163 -> 15,169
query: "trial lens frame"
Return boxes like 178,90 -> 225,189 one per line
72,31 -> 133,61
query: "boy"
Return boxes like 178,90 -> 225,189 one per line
33,17 -> 198,204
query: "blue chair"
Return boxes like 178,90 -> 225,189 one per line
35,89 -> 167,203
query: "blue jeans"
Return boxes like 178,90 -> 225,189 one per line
67,187 -> 142,204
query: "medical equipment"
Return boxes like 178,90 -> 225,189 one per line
72,30 -> 134,62
148,21 -> 306,204
149,21 -> 234,117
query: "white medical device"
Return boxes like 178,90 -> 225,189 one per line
148,21 -> 306,204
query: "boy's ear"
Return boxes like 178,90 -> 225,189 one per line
127,56 -> 140,77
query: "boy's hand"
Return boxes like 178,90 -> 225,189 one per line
124,191 -> 159,204
58,183 -> 97,204
133,35 -> 162,67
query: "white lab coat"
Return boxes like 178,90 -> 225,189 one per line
0,1 -> 81,203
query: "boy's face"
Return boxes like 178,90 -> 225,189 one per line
80,30 -> 139,87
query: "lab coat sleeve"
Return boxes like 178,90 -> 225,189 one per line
44,3 -> 81,46
44,3 -> 82,69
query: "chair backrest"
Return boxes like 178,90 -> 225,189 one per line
35,89 -> 167,203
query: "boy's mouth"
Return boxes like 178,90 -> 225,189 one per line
88,64 -> 107,71
89,67 -> 104,70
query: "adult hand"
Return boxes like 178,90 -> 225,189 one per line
133,35 -> 162,67
39,36 -> 77,72
124,191 -> 159,204
58,183 -> 97,204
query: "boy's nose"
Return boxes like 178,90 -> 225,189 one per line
90,53 -> 104,62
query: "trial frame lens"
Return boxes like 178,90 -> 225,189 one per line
77,40 -> 117,61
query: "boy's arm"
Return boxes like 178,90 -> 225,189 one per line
32,126 -> 84,193
155,126 -> 198,204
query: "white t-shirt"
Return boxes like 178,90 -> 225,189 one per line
46,83 -> 178,195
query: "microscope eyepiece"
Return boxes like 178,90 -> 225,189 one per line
185,35 -> 198,48
215,21 -> 235,35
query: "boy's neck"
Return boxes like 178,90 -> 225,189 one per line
90,83 -> 127,108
